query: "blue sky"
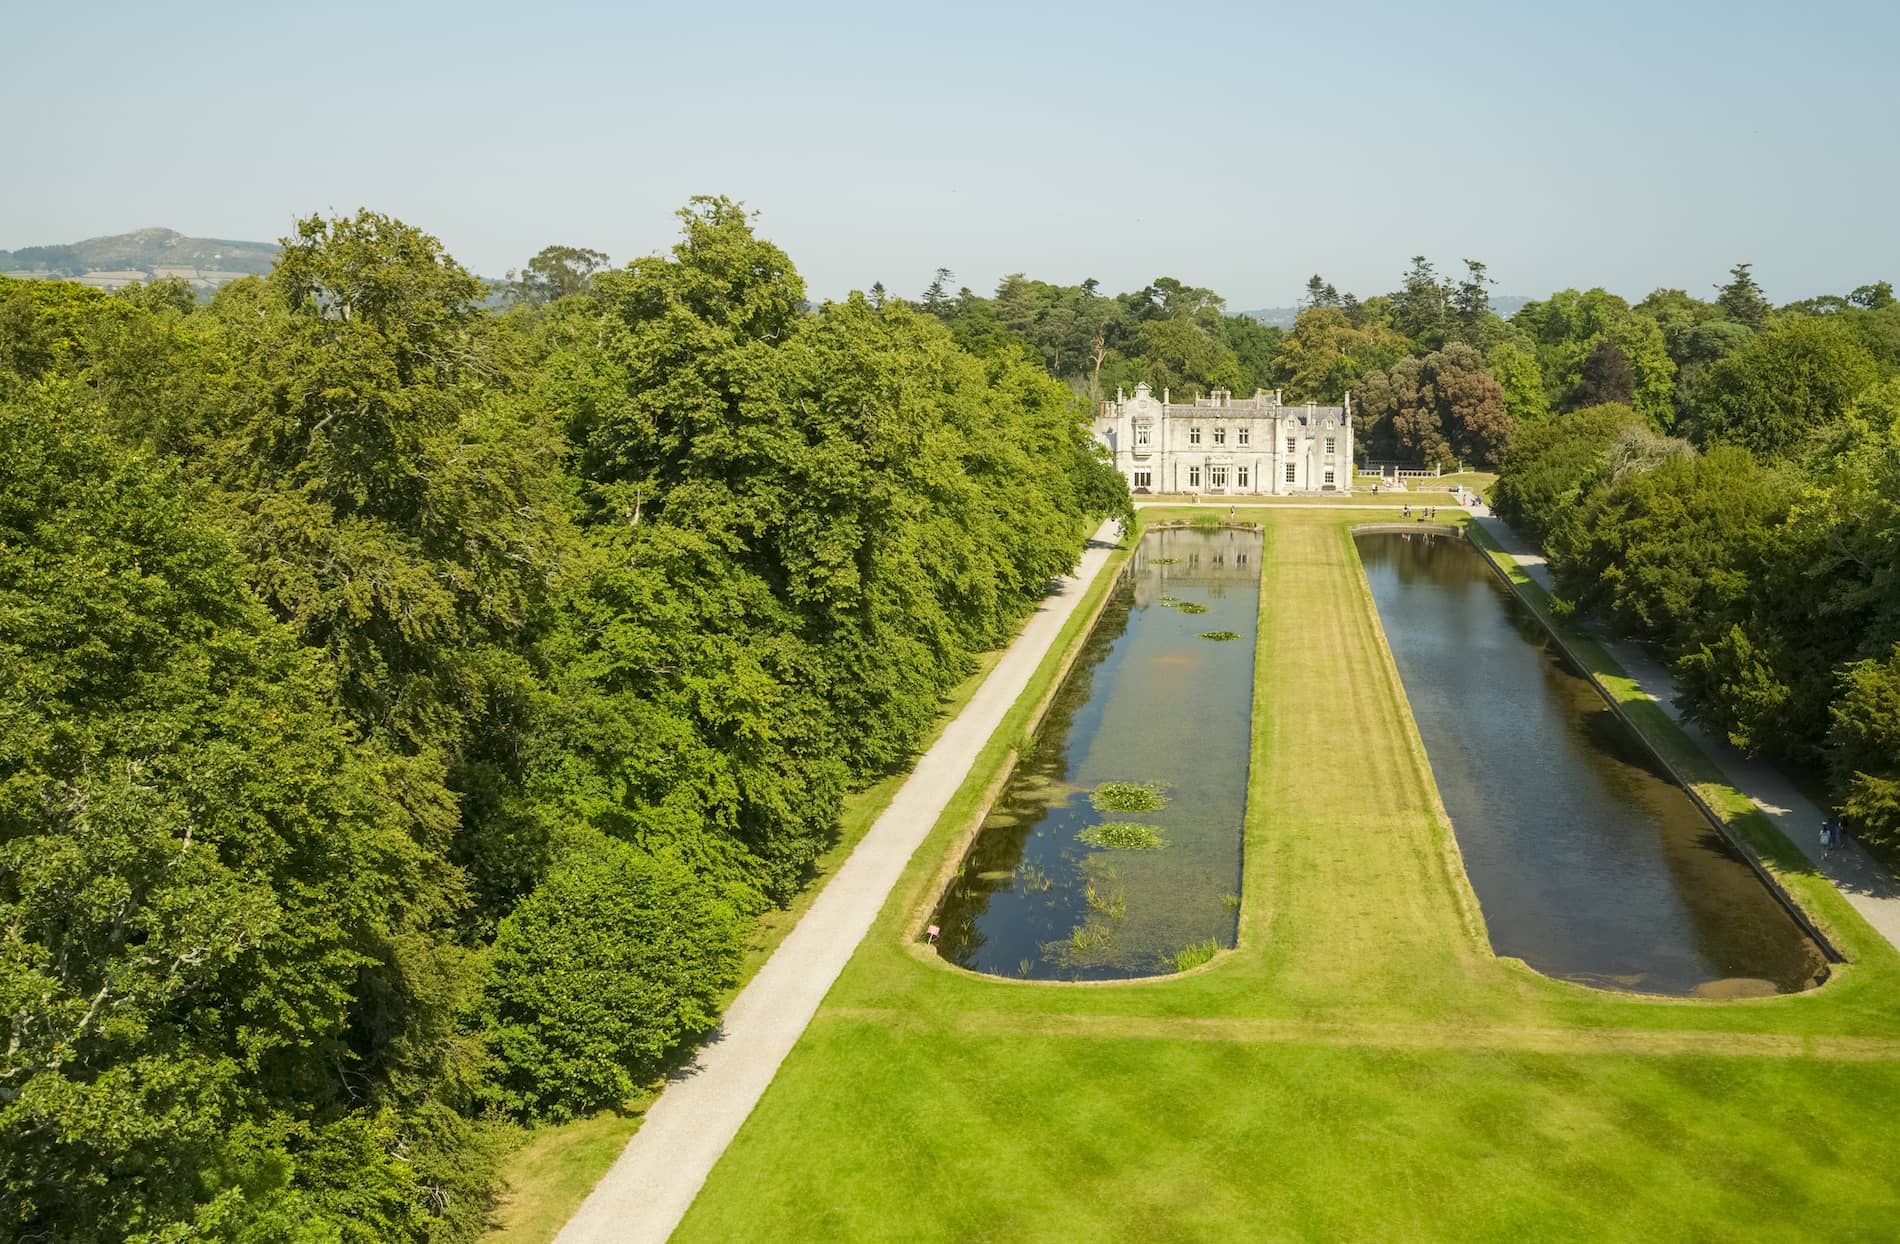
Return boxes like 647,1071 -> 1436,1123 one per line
3,0 -> 1895,307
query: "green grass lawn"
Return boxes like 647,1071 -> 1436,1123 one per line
672,507 -> 1900,1242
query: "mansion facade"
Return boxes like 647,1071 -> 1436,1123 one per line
1093,383 -> 1353,496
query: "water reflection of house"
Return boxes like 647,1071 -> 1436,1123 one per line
1131,526 -> 1256,605
1094,381 -> 1353,495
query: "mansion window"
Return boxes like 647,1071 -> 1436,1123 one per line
1210,465 -> 1228,488
1324,468 -> 1336,485
1286,437 -> 1296,454
1238,426 -> 1250,446
1189,426 -> 1202,445
1188,465 -> 1202,487
1135,424 -> 1151,447
1133,469 -> 1152,488
1325,436 -> 1336,454
1236,466 -> 1249,487
1284,462 -> 1297,483
1213,427 -> 1226,445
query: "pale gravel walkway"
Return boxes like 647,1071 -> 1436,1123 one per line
555,522 -> 1123,1244
1472,509 -> 1900,954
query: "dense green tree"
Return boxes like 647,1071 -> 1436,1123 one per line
0,392 -> 490,1240
1511,288 -> 1676,426
1488,402 -> 1644,538
1547,443 -> 1792,649
1488,337 -> 1550,425
1693,315 -> 1881,456
1852,281 -> 1896,311
1274,306 -> 1410,403
1356,343 -> 1511,468
1219,313 -> 1287,395
482,833 -> 742,1120
507,245 -> 611,306
1830,646 -> 1900,850
1577,338 -> 1636,406
919,266 -> 955,316
1716,261 -> 1772,329
1390,255 -> 1450,345
1303,273 -> 1340,309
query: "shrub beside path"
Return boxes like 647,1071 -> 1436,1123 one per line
1471,507 -> 1900,954
554,522 -> 1122,1244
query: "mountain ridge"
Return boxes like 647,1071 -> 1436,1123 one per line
0,226 -> 279,292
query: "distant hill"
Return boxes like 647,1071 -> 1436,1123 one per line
0,227 -> 279,293
1239,294 -> 1530,328
1236,305 -> 1301,328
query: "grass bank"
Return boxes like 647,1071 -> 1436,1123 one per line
671,506 -> 1900,1242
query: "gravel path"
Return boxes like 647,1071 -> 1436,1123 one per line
554,522 -> 1123,1244
1472,511 -> 1900,954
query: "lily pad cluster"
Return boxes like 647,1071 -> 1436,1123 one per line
1077,822 -> 1168,850
1090,781 -> 1169,812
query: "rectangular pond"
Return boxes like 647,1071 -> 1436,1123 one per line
1356,529 -> 1826,997
933,525 -> 1260,980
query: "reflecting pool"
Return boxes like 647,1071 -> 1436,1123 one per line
1357,530 -> 1826,996
933,526 -> 1259,980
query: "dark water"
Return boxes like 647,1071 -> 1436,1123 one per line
934,527 -> 1259,980
1357,531 -> 1826,996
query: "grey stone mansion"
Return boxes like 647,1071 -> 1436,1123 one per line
1092,382 -> 1353,496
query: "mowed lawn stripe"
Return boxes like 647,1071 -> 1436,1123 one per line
819,1006 -> 1900,1062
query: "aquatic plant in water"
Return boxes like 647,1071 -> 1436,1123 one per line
1173,600 -> 1209,614
1084,880 -> 1128,919
1198,630 -> 1242,642
1149,556 -> 1179,565
1173,938 -> 1220,972
1016,861 -> 1053,892
1077,822 -> 1167,850
1068,923 -> 1115,953
1090,781 -> 1169,812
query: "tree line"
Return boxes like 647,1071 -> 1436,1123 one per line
875,256 -> 1896,483
0,199 -> 1126,1240
1488,275 -> 1900,855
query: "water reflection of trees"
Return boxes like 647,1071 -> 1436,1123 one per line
938,526 -> 1263,978
935,575 -> 1135,968
1357,530 -> 1824,994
